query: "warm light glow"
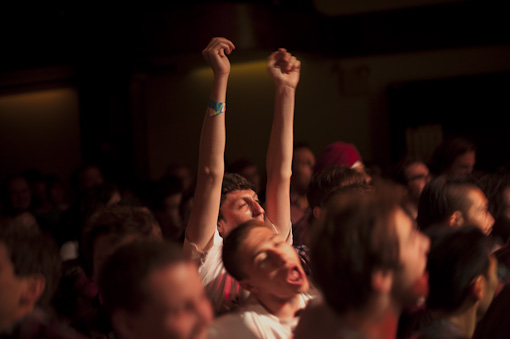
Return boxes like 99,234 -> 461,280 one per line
190,60 -> 268,80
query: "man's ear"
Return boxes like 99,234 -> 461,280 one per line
20,274 -> 45,306
471,275 -> 485,301
312,206 -> 323,221
448,211 -> 464,227
217,219 -> 226,238
372,269 -> 393,294
111,310 -> 136,339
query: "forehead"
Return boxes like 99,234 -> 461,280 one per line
466,187 -> 488,205
294,147 -> 315,160
224,189 -> 257,202
239,226 -> 278,255
405,162 -> 428,176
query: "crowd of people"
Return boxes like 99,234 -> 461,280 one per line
1,37 -> 510,339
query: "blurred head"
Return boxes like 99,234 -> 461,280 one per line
425,226 -> 498,320
291,143 -> 316,195
99,241 -> 213,339
81,204 -> 163,282
223,220 -> 308,301
311,181 -> 430,314
307,165 -> 372,221
0,222 -> 61,331
1,174 -> 32,215
391,157 -> 431,205
217,173 -> 265,238
429,137 -> 476,176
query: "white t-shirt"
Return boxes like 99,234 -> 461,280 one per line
209,293 -> 314,339
183,223 -> 293,315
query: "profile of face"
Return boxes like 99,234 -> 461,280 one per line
238,225 -> 309,300
291,147 -> 315,193
218,190 -> 265,238
448,151 -> 475,175
391,207 -> 430,306
463,188 -> 494,235
120,262 -> 213,339
7,176 -> 31,212
404,162 -> 431,203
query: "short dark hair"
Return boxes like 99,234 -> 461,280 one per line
0,222 -> 61,308
426,225 -> 493,311
98,240 -> 187,316
311,181 -> 402,314
417,174 -> 480,230
81,204 -> 162,276
307,165 -> 370,210
222,220 -> 273,281
218,172 -> 256,220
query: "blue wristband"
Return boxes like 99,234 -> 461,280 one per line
208,99 -> 226,116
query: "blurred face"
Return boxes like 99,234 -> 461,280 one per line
477,255 -> 498,320
404,162 -> 431,203
218,190 -> 265,238
8,176 -> 31,212
239,226 -> 309,300
392,208 -> 430,306
449,151 -> 475,175
127,262 -> 213,339
463,188 -> 494,235
291,148 -> 315,193
0,243 -> 25,331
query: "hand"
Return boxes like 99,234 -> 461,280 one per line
267,48 -> 301,89
202,37 -> 236,76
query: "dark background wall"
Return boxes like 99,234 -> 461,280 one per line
1,0 -> 509,188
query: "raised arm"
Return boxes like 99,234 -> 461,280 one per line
185,37 -> 235,251
264,48 -> 301,239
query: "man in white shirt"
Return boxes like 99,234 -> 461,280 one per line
209,220 -> 316,339
183,37 -> 300,315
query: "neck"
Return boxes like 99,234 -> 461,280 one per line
254,292 -> 304,319
431,304 -> 478,337
340,298 -> 401,339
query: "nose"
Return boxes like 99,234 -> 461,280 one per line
250,200 -> 265,218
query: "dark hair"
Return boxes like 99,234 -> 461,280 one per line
426,225 -> 493,311
428,136 -> 476,176
307,165 -> 370,210
218,173 -> 256,220
417,174 -> 480,230
222,220 -> 272,281
98,240 -> 187,315
0,222 -> 61,308
81,204 -> 161,276
311,181 -> 402,314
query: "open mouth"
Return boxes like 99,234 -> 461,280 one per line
287,266 -> 303,284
